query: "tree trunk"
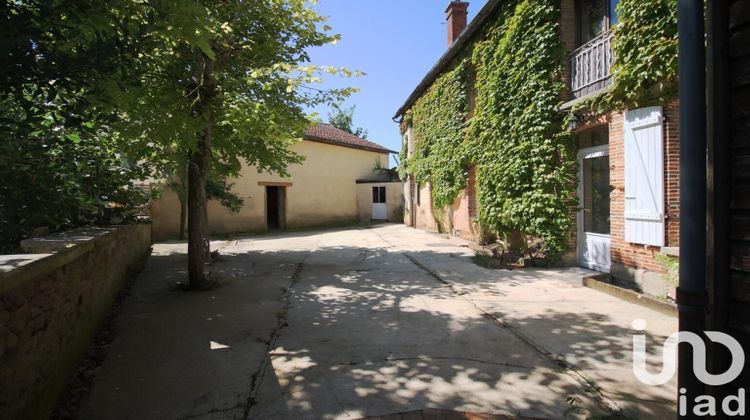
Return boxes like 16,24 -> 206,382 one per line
178,192 -> 187,241
187,53 -> 215,290
187,154 -> 209,289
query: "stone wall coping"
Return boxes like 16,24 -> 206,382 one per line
20,226 -> 121,254
660,246 -> 680,257
0,254 -> 53,274
0,225 -> 139,295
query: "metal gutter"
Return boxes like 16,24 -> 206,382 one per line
676,0 -> 709,410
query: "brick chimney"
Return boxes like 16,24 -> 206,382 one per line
446,1 -> 469,46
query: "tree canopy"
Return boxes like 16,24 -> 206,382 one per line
1,0 -> 357,280
328,104 -> 368,139
0,0 -> 153,253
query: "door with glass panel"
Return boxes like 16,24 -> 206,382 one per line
578,145 -> 611,272
372,186 -> 387,220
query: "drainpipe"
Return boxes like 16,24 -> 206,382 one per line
706,0 -> 731,402
677,0 -> 708,413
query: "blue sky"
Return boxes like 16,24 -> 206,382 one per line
307,0 -> 489,166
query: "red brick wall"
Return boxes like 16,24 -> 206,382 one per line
451,191 -> 472,239
446,2 -> 469,46
405,177 -> 416,226
664,100 -> 680,246
440,166 -> 478,240
467,165 -> 477,218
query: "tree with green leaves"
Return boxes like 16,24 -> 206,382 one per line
0,0 -> 154,253
328,104 -> 368,138
109,0 -> 356,289
2,1 -> 356,288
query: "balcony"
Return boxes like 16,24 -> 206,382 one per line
570,30 -> 615,99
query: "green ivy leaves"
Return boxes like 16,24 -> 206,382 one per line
402,61 -> 470,209
470,0 -> 576,260
400,0 -> 575,260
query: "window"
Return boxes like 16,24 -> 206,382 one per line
576,0 -> 619,46
577,126 -> 609,149
372,186 -> 386,204
609,0 -> 619,26
582,154 -> 611,235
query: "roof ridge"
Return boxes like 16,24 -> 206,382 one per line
303,123 -> 395,154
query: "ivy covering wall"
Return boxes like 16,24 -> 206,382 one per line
401,61 -> 470,209
399,0 -> 678,261
468,0 -> 573,257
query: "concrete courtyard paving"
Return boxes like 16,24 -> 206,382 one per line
79,224 -> 678,419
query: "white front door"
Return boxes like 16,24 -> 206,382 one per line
578,145 -> 611,272
372,186 -> 387,220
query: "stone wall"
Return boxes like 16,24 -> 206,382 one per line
0,224 -> 151,419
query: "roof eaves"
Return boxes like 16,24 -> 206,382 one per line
303,135 -> 397,154
393,0 -> 504,120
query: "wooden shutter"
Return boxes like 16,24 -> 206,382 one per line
624,106 -> 665,246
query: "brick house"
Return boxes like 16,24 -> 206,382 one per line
395,0 -> 680,296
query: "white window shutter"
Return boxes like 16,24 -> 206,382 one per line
624,106 -> 665,247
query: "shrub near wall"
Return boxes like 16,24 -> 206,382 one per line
0,224 -> 151,419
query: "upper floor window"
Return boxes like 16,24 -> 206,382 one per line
406,126 -> 415,157
608,0 -> 619,26
576,0 -> 619,47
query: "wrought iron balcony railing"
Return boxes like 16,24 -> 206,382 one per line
570,30 -> 615,99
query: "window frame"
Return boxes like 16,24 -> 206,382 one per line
575,0 -> 618,47
372,186 -> 387,204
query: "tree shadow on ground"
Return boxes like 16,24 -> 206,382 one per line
207,239 -> 671,419
76,229 -> 675,420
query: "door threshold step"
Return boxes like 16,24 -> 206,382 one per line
582,273 -> 677,317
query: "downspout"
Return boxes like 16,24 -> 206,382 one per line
677,0 -> 709,411
705,0 -> 731,401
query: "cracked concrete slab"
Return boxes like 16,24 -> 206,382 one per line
78,238 -> 313,420
246,227 -> 604,419
374,225 -> 679,418
78,224 -> 677,419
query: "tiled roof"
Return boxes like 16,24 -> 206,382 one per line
304,124 -> 394,153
